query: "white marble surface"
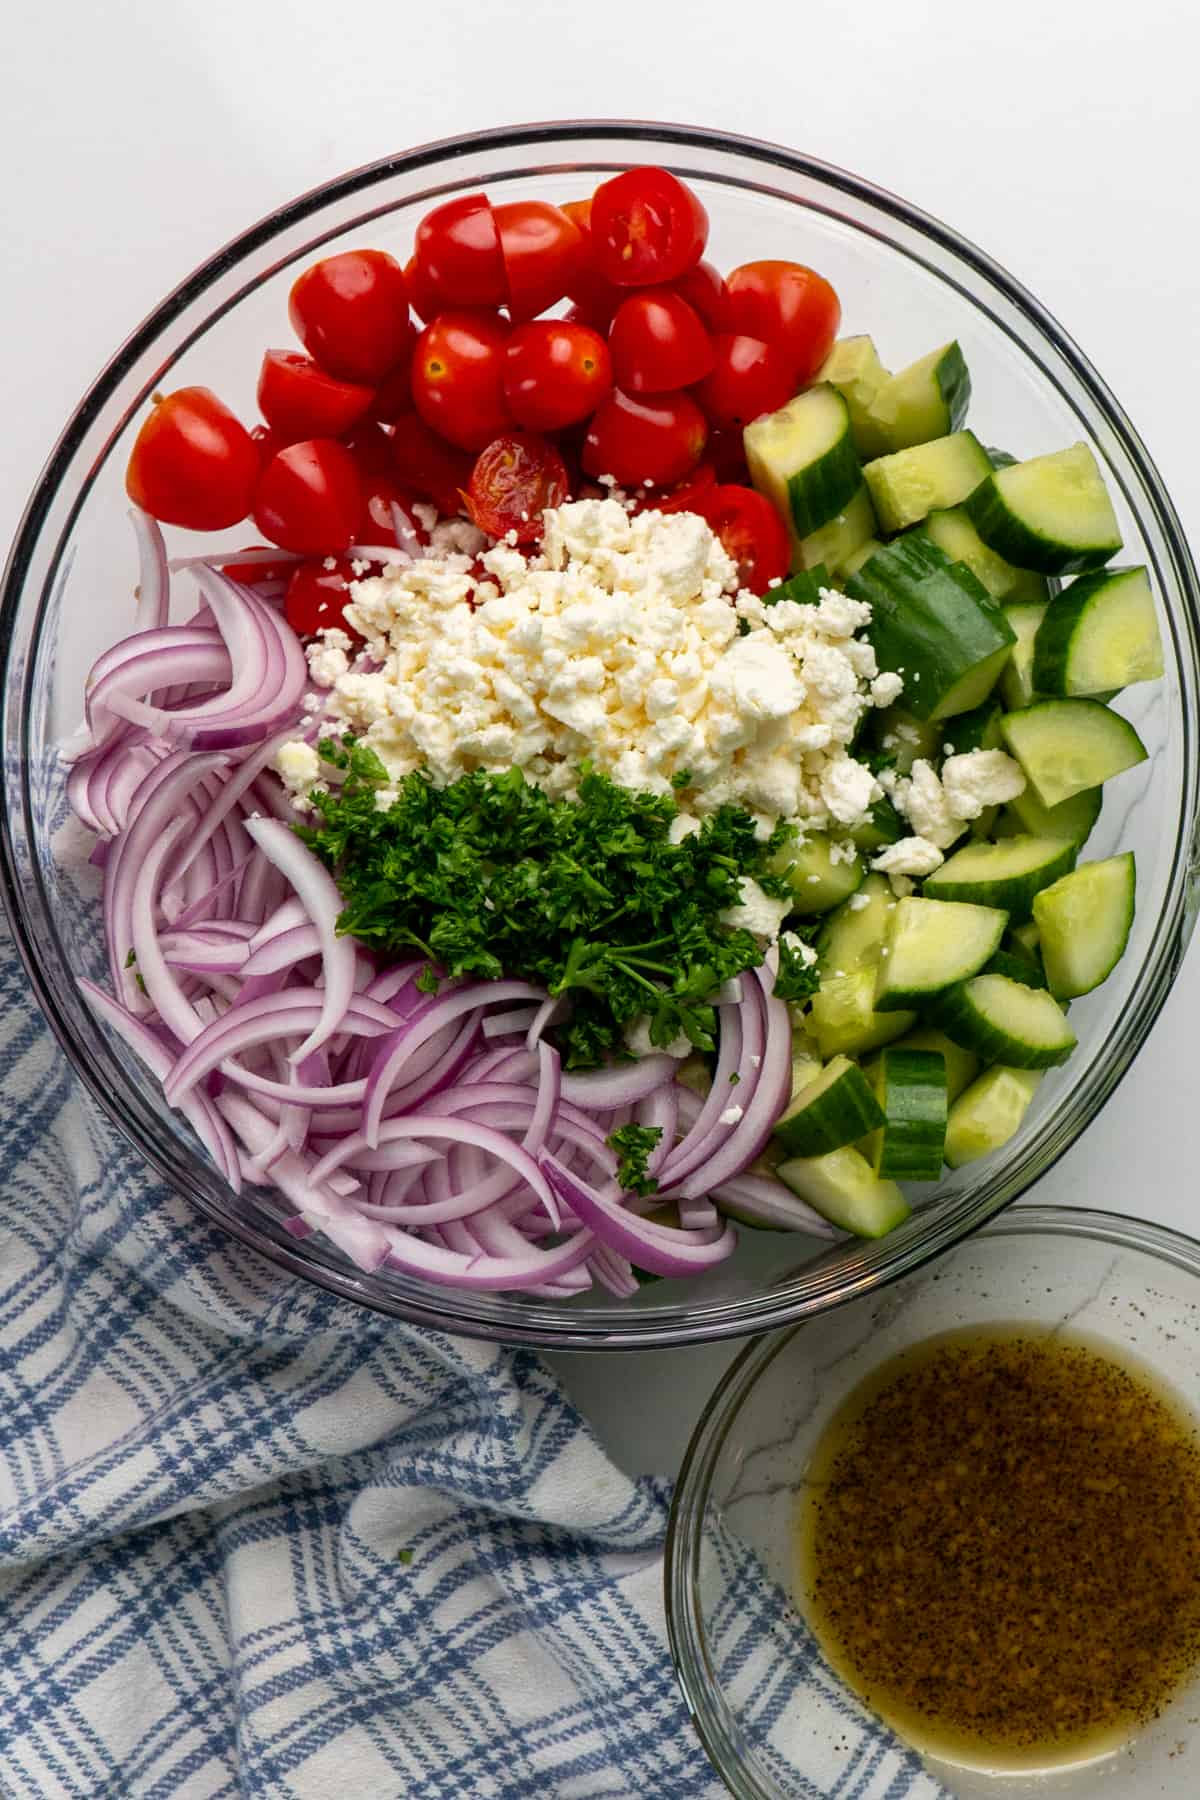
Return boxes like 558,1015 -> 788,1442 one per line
4,0 -> 1198,1479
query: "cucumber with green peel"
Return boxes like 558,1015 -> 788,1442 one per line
922,835 -> 1077,920
866,705 -> 943,774
983,948 -> 1048,988
1031,852 -> 1136,999
743,384 -> 862,541
875,896 -> 1008,1009
998,599 -> 1049,711
816,873 -> 895,973
767,831 -> 865,914
1000,699 -> 1148,808
796,482 -> 877,573
871,1048 -> 948,1180
963,442 -> 1123,574
810,969 -> 916,1059
986,447 -> 1018,469
775,1145 -> 910,1238
923,506 -> 1051,605
942,698 -> 1003,756
1003,781 -> 1102,848
862,430 -> 993,533
1032,566 -> 1164,697
848,795 -> 905,852
772,1055 -> 887,1157
1009,919 -> 1042,960
839,535 -> 885,579
818,336 -> 893,459
926,972 -> 1078,1068
767,564 -> 830,606
944,1066 -> 1043,1168
845,535 -> 1016,721
870,342 -> 971,452
891,1025 -> 980,1102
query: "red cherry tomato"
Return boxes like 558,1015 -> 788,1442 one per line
725,261 -> 841,388
413,194 -> 507,308
404,254 -> 443,326
590,167 -> 708,287
359,475 -> 429,548
284,559 -> 364,640
256,350 -> 373,443
560,197 -> 625,326
367,340 -> 414,422
288,250 -> 412,384
220,546 -> 303,585
466,433 -> 570,544
651,461 -> 717,515
707,426 -> 752,486
389,413 -> 475,515
125,387 -> 259,530
342,420 -> 398,480
252,439 -> 363,554
669,260 -> 729,333
251,423 -> 288,467
609,290 -> 714,394
493,201 -> 582,322
411,311 -> 512,452
503,320 -> 612,431
694,333 -> 797,429
582,388 -> 708,488
694,484 -> 790,594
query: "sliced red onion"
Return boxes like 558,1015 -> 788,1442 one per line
713,1172 -> 839,1237
164,728 -> 294,895
390,501 -> 424,560
636,1084 -> 678,1181
160,931 -> 253,974
677,1195 -> 719,1231
165,988 -> 400,1105
131,508 -> 170,633
86,631 -> 231,742
240,924 -> 322,978
242,817 -> 357,1065
656,996 -> 746,1188
587,1244 -> 640,1298
673,964 -> 793,1200
525,994 -> 566,1051
247,896 -> 309,953
539,1154 -> 735,1276
482,1005 -> 541,1040
522,1042 -> 561,1159
558,1055 -> 678,1111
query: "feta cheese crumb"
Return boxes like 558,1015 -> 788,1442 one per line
870,671 -> 904,707
274,739 -> 321,795
781,930 -> 818,967
871,835 -> 946,878
847,890 -> 872,912
624,1015 -> 691,1059
721,877 -> 792,943
940,749 -> 1027,820
719,1104 -> 745,1126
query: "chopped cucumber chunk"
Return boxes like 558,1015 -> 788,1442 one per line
1032,566 -> 1164,697
1003,781 -> 1102,848
816,873 -> 895,973
871,1047 -> 948,1180
876,896 -> 1008,1009
776,1146 -> 910,1238
892,1025 -> 979,1102
744,384 -> 862,542
818,336 -> 893,460
944,1067 -> 1043,1168
1031,852 -> 1136,999
867,706 -> 943,774
848,795 -> 905,852
998,599 -> 1050,711
872,341 -> 971,452
1000,699 -> 1148,808
768,831 -> 865,914
772,1055 -> 886,1158
924,506 -> 1051,605
963,442 -> 1122,574
797,482 -> 878,574
942,699 -> 1003,755
983,948 -> 1048,988
926,972 -> 1078,1069
810,969 -> 916,1059
862,430 -> 992,533
922,835 -> 1077,922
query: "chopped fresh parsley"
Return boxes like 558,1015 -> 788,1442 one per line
606,1123 -> 663,1196
297,747 -> 788,1068
774,935 -> 821,1003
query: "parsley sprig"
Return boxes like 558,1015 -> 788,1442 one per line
606,1123 -> 664,1195
297,742 -> 793,1068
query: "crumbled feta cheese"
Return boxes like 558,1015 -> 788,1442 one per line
847,890 -> 872,911
781,930 -> 818,967
624,1015 -> 691,1059
940,749 -> 1026,820
719,1104 -> 744,1126
274,739 -> 321,795
721,877 -> 792,943
305,637 -> 351,688
871,835 -> 946,878
870,671 -> 904,707
892,759 -> 963,849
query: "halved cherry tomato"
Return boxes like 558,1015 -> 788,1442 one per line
411,311 -> 512,452
342,420 -> 398,480
284,558 -> 364,640
608,290 -> 714,394
125,387 -> 259,530
650,461 -> 717,514
561,197 -> 625,327
694,484 -> 790,594
251,423 -> 288,467
669,259 -> 729,333
466,433 -> 569,543
367,339 -> 414,422
404,254 -> 443,326
504,320 -> 612,431
252,439 -> 362,554
389,413 -> 475,514
493,201 -> 582,322
707,426 -> 752,485
582,388 -> 708,488
413,194 -> 507,308
257,350 -> 374,442
359,475 -> 428,548
288,250 -> 412,384
725,261 -> 841,388
590,167 -> 708,287
220,546 -> 302,585
694,333 -> 796,430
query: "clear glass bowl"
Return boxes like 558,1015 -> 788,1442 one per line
2,125 -> 1199,1348
666,1205 -> 1200,1798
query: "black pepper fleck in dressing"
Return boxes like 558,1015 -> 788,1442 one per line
795,1328 -> 1200,1770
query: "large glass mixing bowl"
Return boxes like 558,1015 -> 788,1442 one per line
2,124 -> 1198,1348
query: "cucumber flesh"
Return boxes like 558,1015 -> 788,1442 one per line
1000,699 -> 1148,808
848,794 -> 905,852
867,706 -> 943,774
863,430 -> 993,534
875,896 -> 1008,1009
1031,852 -> 1136,999
924,506 -> 1050,605
963,442 -> 1122,575
1032,566 -> 1164,697
941,698 -> 1003,756
772,1054 -> 886,1158
744,384 -> 862,543
776,1146 -> 910,1238
872,1047 -> 948,1181
891,1025 -> 979,1102
998,600 -> 1049,711
810,969 -> 916,1059
797,483 -> 877,574
922,834 -> 1077,922
816,873 -> 895,974
944,1067 -> 1043,1168
872,341 -> 971,452
819,336 -> 893,460
768,832 -> 865,915
1003,781 -> 1102,848
927,972 -> 1078,1069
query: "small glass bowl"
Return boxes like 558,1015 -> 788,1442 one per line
666,1205 -> 1200,1798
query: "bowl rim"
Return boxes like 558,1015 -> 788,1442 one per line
3,120 -> 1199,1349
663,1201 -> 1200,1797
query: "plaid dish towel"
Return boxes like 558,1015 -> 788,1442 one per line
0,906 -> 944,1799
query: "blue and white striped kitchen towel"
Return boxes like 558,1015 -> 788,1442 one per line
0,906 -> 943,1799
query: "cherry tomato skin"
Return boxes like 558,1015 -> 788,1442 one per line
493,201 -> 583,322
651,461 -> 717,514
725,261 -> 841,387
404,253 -> 443,326
256,350 -> 373,443
694,332 -> 797,429
252,439 -> 363,554
503,320 -> 612,431
466,433 -> 570,544
389,412 -> 475,515
694,484 -> 791,594
411,311 -> 512,452
251,423 -> 288,467
582,388 -> 708,488
367,338 -> 414,421
359,475 -> 428,548
669,259 -> 729,333
561,197 -> 625,326
220,546 -> 302,585
590,167 -> 708,287
608,290 -> 714,394
707,426 -> 752,486
288,250 -> 412,384
342,419 -> 399,480
125,387 -> 259,530
284,559 -> 364,640
413,194 -> 507,308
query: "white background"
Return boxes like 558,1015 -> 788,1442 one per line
5,0 -> 1198,1475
